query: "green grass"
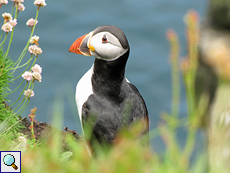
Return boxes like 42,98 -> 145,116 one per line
0,47 -> 24,136
0,1 -> 40,139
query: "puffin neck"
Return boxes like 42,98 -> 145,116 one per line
91,50 -> 130,100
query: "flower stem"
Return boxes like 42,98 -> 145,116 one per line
12,80 -> 33,112
10,55 -> 33,82
4,4 -> 19,60
11,8 -> 39,73
11,2 -> 15,16
11,57 -> 33,70
182,128 -> 197,160
0,34 -> 7,48
31,120 -> 36,145
3,79 -> 25,98
185,10 -> 199,121
0,31 -> 3,41
30,56 -> 38,70
17,98 -> 30,116
167,29 -> 180,119
11,81 -> 28,107
10,54 -> 37,82
16,82 -> 35,115
13,97 -> 25,112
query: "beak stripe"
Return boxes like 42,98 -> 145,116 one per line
69,33 -> 91,56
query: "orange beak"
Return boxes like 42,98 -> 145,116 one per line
69,33 -> 91,56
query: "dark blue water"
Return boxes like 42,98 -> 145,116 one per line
2,0 -> 207,151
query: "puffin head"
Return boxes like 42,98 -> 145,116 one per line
69,25 -> 129,61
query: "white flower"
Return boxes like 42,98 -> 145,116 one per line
8,19 -> 17,27
32,64 -> 42,74
30,35 -> 39,45
22,71 -> 33,81
28,45 -> 42,56
0,0 -> 8,5
16,2 -> 25,11
2,12 -> 12,21
32,72 -> 42,82
24,89 -> 34,98
17,136 -> 27,148
1,23 -> 13,33
26,18 -> 38,27
11,0 -> 24,3
220,112 -> 230,126
18,136 -> 27,143
34,0 -> 46,7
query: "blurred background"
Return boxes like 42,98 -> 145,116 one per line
2,0 -> 207,151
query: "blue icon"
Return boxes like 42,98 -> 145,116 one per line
3,154 -> 18,170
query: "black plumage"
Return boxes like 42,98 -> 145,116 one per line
82,50 -> 149,147
69,25 -> 149,152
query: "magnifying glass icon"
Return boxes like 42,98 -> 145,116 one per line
3,154 -> 18,170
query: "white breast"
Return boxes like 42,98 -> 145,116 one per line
75,65 -> 130,130
75,65 -> 94,129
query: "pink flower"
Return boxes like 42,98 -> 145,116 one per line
22,71 -> 33,81
28,45 -> 42,56
1,23 -> 13,32
0,0 -> 8,5
34,0 -> 46,7
2,12 -> 12,21
8,19 -> 17,27
30,35 -> 39,45
16,2 -> 25,11
32,72 -> 42,82
24,89 -> 34,98
26,18 -> 38,27
32,64 -> 42,74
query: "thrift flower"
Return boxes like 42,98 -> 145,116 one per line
30,35 -> 39,45
28,45 -> 42,56
26,18 -> 38,27
34,0 -> 46,7
0,0 -> 8,5
32,72 -> 42,82
24,89 -> 34,98
1,23 -> 13,32
32,64 -> 42,74
22,71 -> 33,81
16,2 -> 25,11
8,19 -> 17,27
2,12 -> 12,22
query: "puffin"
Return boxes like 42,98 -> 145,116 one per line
69,25 -> 149,151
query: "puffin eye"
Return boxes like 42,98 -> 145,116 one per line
102,35 -> 108,43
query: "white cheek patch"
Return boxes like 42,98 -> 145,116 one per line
99,44 -> 124,60
90,32 -> 128,61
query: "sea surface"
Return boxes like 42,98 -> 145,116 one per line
2,0 -> 207,152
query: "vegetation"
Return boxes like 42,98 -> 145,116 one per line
0,1 -> 229,173
0,1 -> 43,137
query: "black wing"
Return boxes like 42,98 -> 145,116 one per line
128,83 -> 149,134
